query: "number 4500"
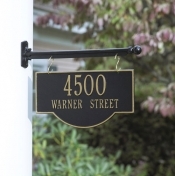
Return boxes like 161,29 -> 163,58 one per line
64,74 -> 106,96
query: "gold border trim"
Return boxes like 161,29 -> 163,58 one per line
35,70 -> 134,128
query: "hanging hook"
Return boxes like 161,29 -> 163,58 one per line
48,56 -> 54,74
114,54 -> 121,72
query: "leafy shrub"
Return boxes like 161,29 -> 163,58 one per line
33,115 -> 132,176
81,102 -> 175,176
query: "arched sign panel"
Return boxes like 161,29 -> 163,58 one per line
36,70 -> 134,128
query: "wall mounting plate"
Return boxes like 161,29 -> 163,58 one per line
21,41 -> 29,68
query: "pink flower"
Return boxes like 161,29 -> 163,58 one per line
149,12 -> 156,21
162,4 -> 170,14
156,29 -> 173,42
159,104 -> 168,117
148,101 -> 156,113
92,0 -> 102,5
172,34 -> 175,45
168,104 -> 175,116
138,45 -> 151,56
155,3 -> 170,14
81,0 -> 89,5
172,2 -> 175,15
97,18 -> 104,27
132,33 -> 150,45
149,39 -> 157,47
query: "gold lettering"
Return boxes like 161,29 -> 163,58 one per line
99,99 -> 104,108
110,99 -> 114,108
64,75 -> 72,96
84,75 -> 94,96
51,100 -> 57,109
73,99 -> 77,109
67,99 -> 72,109
94,99 -> 98,108
89,98 -> 119,109
62,100 -> 67,109
104,99 -> 109,108
78,99 -> 82,109
114,99 -> 119,108
57,100 -> 62,109
74,75 -> 82,96
96,74 -> 106,96
90,99 -> 94,109
51,99 -> 84,109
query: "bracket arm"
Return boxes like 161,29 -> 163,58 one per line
21,41 -> 142,68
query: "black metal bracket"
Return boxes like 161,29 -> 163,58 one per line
21,41 -> 142,68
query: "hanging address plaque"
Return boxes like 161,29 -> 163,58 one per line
36,70 -> 134,128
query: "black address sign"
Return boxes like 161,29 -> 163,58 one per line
36,70 -> 134,128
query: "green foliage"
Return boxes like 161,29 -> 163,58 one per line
81,103 -> 175,176
33,115 -> 132,176
34,0 -> 175,175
